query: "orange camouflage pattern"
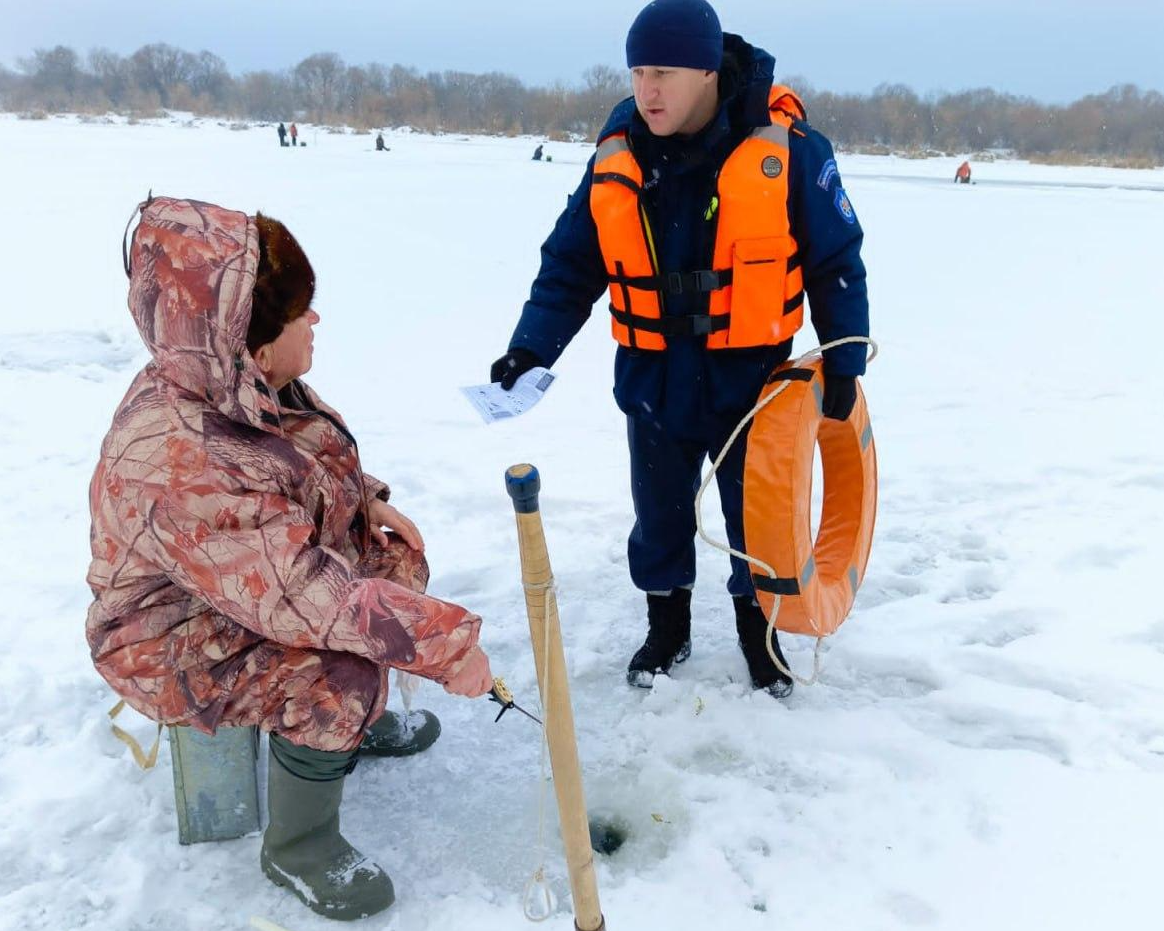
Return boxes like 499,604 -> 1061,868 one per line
86,197 -> 482,751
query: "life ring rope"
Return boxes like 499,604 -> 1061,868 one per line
694,336 -> 879,687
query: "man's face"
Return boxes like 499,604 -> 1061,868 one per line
631,66 -> 718,136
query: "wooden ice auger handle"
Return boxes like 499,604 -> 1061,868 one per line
505,464 -> 606,931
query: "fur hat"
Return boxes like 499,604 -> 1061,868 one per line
625,0 -> 723,72
247,214 -> 315,352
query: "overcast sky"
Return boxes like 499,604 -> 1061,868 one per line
3,0 -> 1162,104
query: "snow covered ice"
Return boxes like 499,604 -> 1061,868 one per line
1,113 -> 1163,931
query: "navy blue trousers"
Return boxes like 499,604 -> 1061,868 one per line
626,413 -> 754,598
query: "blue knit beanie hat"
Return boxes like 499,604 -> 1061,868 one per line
625,0 -> 723,72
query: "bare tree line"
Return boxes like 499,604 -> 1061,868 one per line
799,81 -> 1164,167
0,45 -> 629,140
3,44 -> 1162,165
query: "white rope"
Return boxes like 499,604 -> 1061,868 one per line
522,578 -> 556,922
694,337 -> 879,687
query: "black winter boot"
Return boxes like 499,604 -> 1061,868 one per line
359,709 -> 441,758
733,596 -> 794,699
626,588 -> 692,688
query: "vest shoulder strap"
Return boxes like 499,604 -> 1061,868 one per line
768,84 -> 807,125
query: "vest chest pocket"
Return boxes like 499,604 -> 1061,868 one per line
729,236 -> 795,347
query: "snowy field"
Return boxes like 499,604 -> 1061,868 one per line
2,112 -> 1163,931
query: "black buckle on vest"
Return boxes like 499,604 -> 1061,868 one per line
694,269 -> 720,292
665,270 -> 722,295
690,315 -> 713,336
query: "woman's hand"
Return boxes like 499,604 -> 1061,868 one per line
368,499 -> 424,552
441,645 -> 494,698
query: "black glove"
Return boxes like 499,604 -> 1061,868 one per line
490,348 -> 542,390
822,374 -> 857,421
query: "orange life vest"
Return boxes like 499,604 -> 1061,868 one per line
589,86 -> 807,350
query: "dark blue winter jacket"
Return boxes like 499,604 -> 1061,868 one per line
508,35 -> 869,440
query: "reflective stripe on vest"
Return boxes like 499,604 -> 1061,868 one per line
589,88 -> 805,351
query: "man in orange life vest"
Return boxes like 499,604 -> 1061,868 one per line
490,0 -> 869,698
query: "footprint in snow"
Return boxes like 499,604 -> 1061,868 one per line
938,564 -> 1000,603
1126,619 -> 1164,654
883,891 -> 941,926
1057,543 -> 1139,571
854,573 -> 925,609
1114,471 -> 1164,490
959,611 -> 1038,648
919,705 -> 1071,765
828,653 -> 943,702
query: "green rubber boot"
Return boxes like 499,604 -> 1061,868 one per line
261,736 -> 395,921
359,710 -> 441,758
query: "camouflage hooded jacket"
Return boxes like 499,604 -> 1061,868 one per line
86,197 -> 481,727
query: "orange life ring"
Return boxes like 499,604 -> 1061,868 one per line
742,359 -> 877,637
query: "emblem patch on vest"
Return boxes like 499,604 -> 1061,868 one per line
834,187 -> 856,224
761,155 -> 783,178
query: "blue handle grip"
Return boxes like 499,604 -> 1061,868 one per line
505,464 -> 541,514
